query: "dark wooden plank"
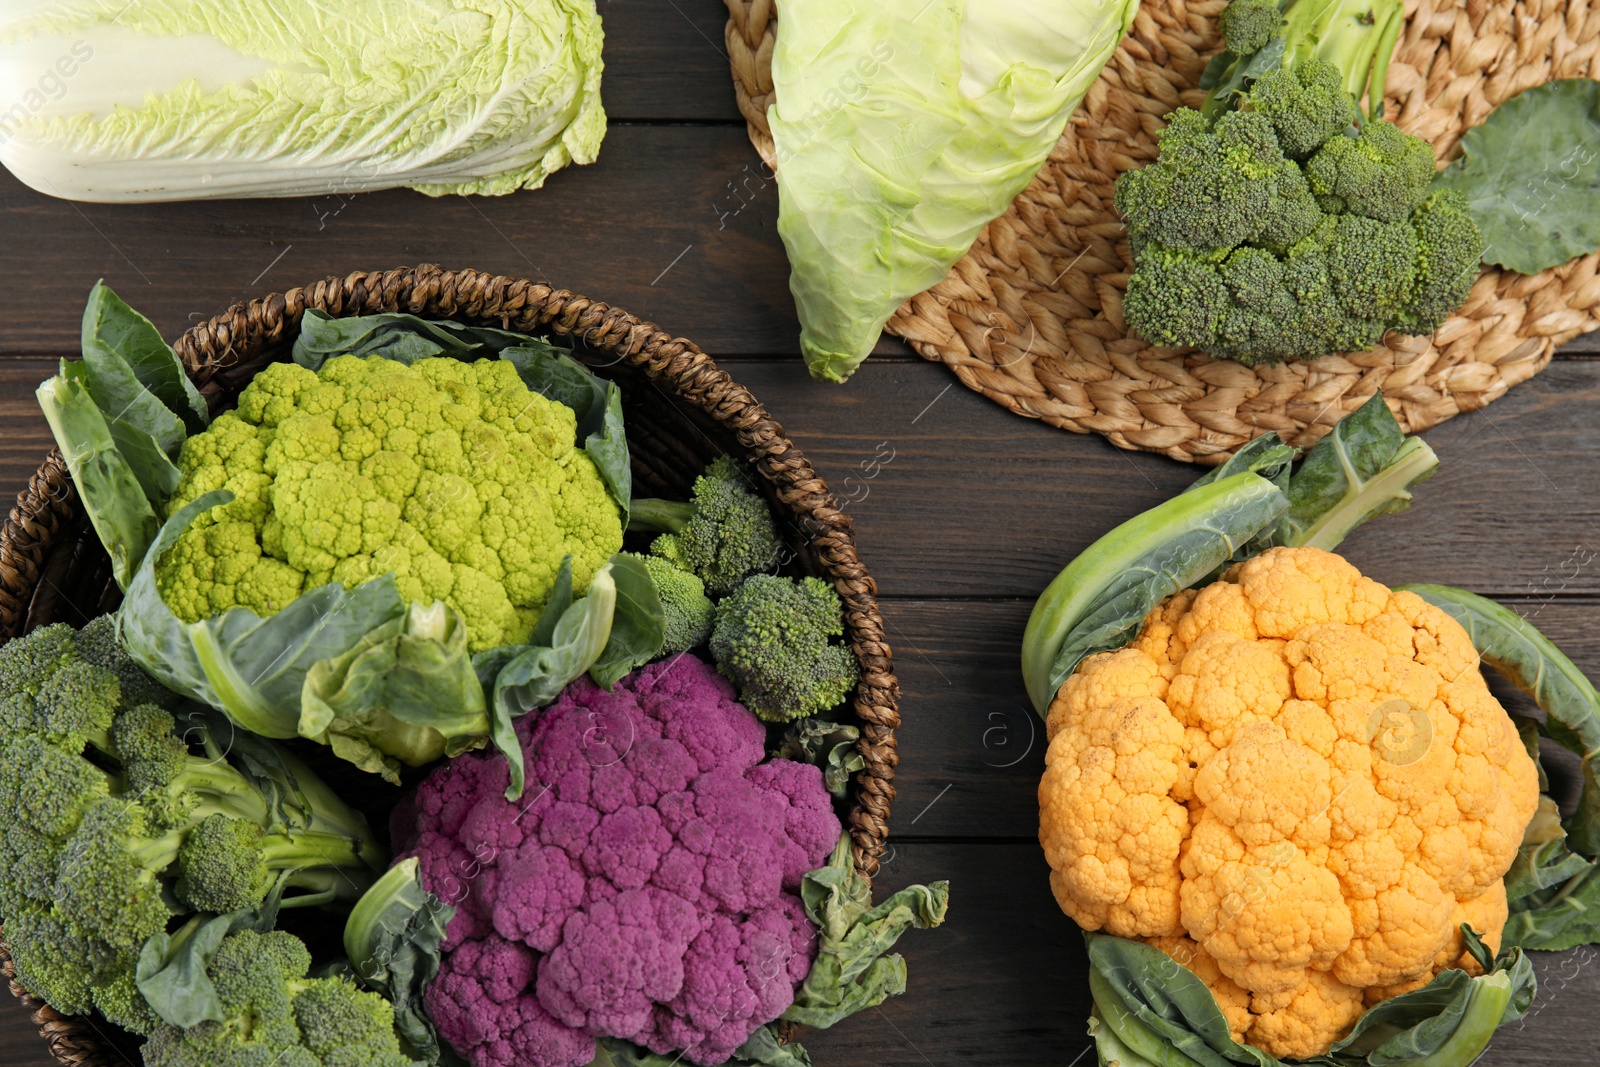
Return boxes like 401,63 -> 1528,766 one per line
726,356 -> 1600,600
0,1002 -> 52,1067
795,842 -> 1598,1067
599,0 -> 744,122
0,124 -> 793,358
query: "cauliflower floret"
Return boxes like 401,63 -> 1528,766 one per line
158,356 -> 623,651
1039,547 -> 1540,1059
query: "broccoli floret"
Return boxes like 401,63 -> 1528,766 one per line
1324,212 -> 1420,322
91,967 -> 164,1036
53,798 -> 177,963
75,614 -> 176,709
1219,0 -> 1281,56
1305,119 -> 1436,222
710,574 -> 859,722
0,623 -> 77,700
1404,188 -> 1486,332
1117,110 -> 1282,254
1120,245 -> 1231,350
0,616 -> 386,1030
629,553 -> 714,654
0,657 -> 119,753
142,930 -> 418,1067
633,456 -> 784,596
1246,59 -> 1358,159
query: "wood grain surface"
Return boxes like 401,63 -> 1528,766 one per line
1,1 -> 1596,1063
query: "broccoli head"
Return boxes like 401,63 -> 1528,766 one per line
142,929 -> 418,1067
0,616 -> 385,1031
74,614 -> 176,709
630,553 -> 714,654
635,455 -> 784,596
1121,0 -> 1479,364
1120,110 -> 1479,363
1404,188 -> 1487,332
710,575 -> 859,723
1218,0 -> 1281,56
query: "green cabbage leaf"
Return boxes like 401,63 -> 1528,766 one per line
0,0 -> 605,202
769,0 -> 1139,381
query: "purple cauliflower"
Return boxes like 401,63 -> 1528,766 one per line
396,654 -> 842,1067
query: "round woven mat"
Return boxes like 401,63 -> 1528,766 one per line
0,264 -> 900,1065
723,0 -> 1600,462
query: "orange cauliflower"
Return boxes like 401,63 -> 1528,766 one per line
1038,546 -> 1539,1060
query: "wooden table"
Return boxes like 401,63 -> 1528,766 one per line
2,2 -> 1597,1063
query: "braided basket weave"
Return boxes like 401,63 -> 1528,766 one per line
724,0 -> 1600,462
0,264 -> 901,1066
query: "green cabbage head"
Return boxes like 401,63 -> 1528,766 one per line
0,0 -> 605,201
770,0 -> 1139,381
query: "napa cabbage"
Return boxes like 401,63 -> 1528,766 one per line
0,0 -> 605,201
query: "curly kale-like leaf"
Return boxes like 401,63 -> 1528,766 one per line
344,859 -> 455,1065
1432,79 -> 1600,275
1085,929 -> 1533,1067
775,719 -> 864,798
782,834 -> 949,1029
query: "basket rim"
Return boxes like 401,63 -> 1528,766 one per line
0,262 -> 901,1066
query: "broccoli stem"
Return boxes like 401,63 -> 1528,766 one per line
1206,0 -> 1406,119
627,498 -> 694,534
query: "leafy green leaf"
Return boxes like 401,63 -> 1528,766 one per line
775,718 -> 864,797
782,833 -> 949,1029
530,557 -> 577,648
588,553 -> 665,690
37,368 -> 160,590
300,601 -> 491,785
291,309 -> 540,367
1084,930 -> 1534,1067
343,858 -> 455,1065
136,907 -> 277,1030
1020,471 -> 1290,715
473,563 -> 619,799
118,491 -> 413,742
1275,394 -> 1438,552
1432,79 -> 1600,275
80,281 -> 208,433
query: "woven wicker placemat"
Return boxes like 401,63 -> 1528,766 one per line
723,0 -> 1600,462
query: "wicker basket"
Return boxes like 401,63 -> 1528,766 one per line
722,0 -> 1600,462
0,263 -> 902,1066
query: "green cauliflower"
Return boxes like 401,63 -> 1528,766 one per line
141,929 -> 418,1067
157,356 -> 623,652
710,574 -> 859,723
